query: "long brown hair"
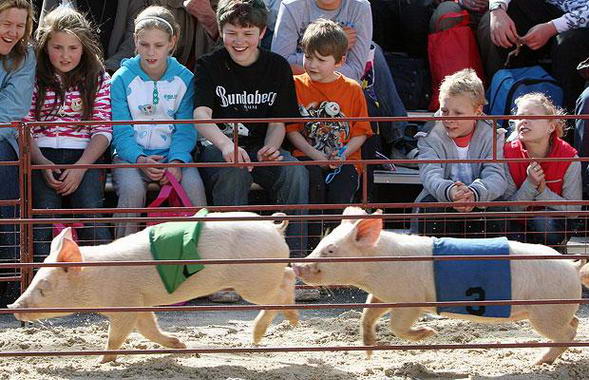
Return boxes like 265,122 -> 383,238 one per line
34,6 -> 105,121
0,0 -> 34,71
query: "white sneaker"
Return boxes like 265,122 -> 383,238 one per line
208,290 -> 241,303
295,288 -> 321,302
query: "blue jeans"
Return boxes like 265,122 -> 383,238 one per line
0,140 -> 19,269
32,148 -> 111,260
414,194 -> 507,238
367,44 -> 408,144
508,216 -> 566,248
199,145 -> 309,257
574,86 -> 589,194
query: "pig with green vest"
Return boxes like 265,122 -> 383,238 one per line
9,210 -> 298,363
293,207 -> 589,365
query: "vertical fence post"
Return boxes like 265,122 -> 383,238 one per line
15,121 -> 32,292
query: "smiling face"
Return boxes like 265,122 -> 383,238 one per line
513,99 -> 555,145
303,50 -> 342,83
222,22 -> 265,67
439,93 -> 482,139
0,7 -> 27,55
47,31 -> 83,74
135,27 -> 176,78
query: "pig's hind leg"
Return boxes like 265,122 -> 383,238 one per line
389,307 -> 436,341
529,311 -> 579,365
136,312 -> 187,349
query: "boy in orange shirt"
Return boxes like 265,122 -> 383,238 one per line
287,19 -> 372,207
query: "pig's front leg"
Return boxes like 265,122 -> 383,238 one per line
136,312 -> 187,349
361,294 -> 390,358
101,313 -> 138,363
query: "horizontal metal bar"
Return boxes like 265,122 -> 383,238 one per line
0,253 -> 585,270
3,298 -> 589,314
1,341 -> 589,358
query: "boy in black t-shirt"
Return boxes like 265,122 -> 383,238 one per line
194,0 -> 309,258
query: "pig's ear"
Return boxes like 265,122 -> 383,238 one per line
56,238 -> 83,273
341,207 -> 368,224
352,217 -> 383,248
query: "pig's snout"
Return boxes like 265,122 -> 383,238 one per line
7,300 -> 27,321
292,263 -> 321,282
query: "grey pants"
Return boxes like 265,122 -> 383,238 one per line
112,160 -> 207,238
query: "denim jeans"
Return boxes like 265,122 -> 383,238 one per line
574,86 -> 589,194
508,216 -> 567,249
0,140 -> 19,271
199,145 -> 309,257
32,148 -> 111,260
368,44 -> 408,144
414,194 -> 507,238
298,156 -> 359,250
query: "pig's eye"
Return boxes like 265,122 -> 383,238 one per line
38,288 -> 45,297
323,244 -> 336,256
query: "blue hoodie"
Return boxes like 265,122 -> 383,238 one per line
111,56 -> 197,164
0,46 -> 36,155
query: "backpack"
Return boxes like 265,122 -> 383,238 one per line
486,66 -> 564,128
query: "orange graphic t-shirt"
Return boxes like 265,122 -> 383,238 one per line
287,73 -> 373,172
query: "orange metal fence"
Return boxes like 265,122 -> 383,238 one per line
1,114 -> 589,359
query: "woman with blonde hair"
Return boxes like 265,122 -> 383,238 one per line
0,0 -> 36,306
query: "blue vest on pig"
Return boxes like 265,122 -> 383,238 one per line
149,209 -> 209,293
433,237 -> 511,318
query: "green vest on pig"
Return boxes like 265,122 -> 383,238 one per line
149,209 -> 209,293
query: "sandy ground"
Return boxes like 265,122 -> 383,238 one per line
1,289 -> 589,380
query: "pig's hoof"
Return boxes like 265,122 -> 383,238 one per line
285,310 -> 299,326
365,349 -> 373,359
534,356 -> 556,366
405,327 -> 437,341
99,355 -> 117,364
166,337 -> 187,349
252,333 -> 263,345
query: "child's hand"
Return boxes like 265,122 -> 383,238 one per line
137,155 -> 165,181
343,26 -> 357,50
327,151 -> 345,170
526,161 -> 545,190
220,142 -> 252,171
40,160 -> 62,190
56,168 -> 86,196
160,166 -> 182,186
522,22 -> 556,50
450,182 -> 475,212
257,145 -> 283,162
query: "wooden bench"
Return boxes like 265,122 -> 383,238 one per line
373,167 -> 421,185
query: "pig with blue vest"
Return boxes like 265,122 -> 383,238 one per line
293,207 -> 589,365
8,211 -> 298,363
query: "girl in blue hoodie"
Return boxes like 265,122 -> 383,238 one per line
111,6 -> 206,238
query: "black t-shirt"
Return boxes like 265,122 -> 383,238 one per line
194,48 -> 299,150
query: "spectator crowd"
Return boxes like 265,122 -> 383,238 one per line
0,0 -> 588,300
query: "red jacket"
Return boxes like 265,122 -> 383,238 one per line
504,137 -> 577,195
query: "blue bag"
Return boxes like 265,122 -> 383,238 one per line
486,66 -> 563,128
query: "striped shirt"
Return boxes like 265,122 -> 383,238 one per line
23,72 -> 112,150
